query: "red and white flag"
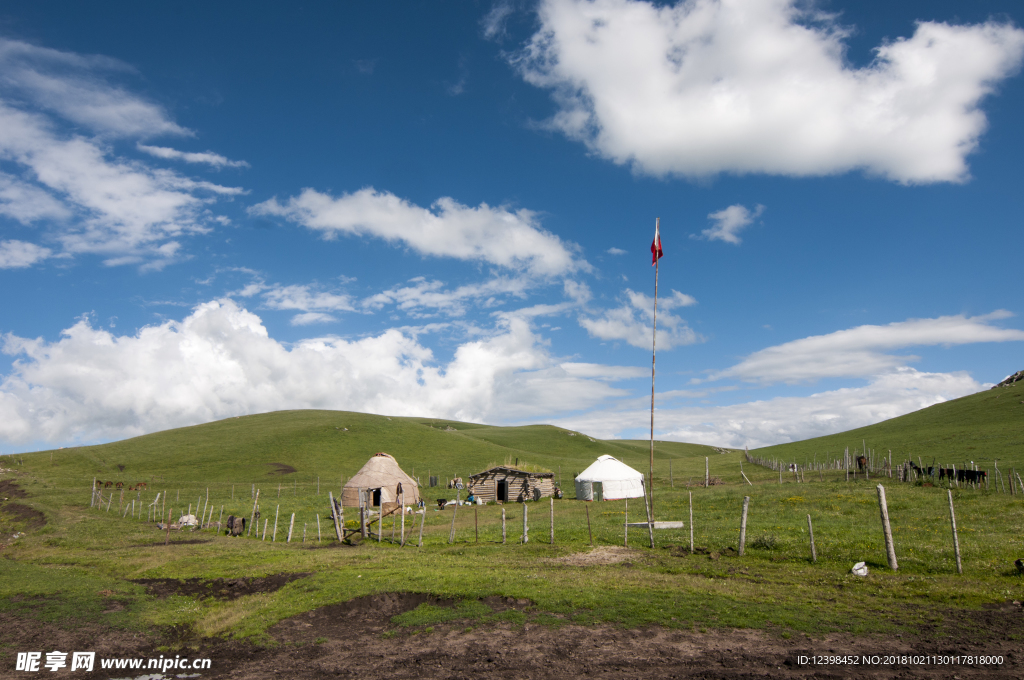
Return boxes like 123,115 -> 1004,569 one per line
651,220 -> 664,266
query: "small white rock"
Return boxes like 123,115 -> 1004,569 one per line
851,561 -> 869,576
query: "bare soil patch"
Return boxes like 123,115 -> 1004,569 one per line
132,573 -> 312,600
266,463 -> 297,475
547,546 -> 643,566
0,502 -> 45,531
0,478 -> 28,499
1,594 -> 1023,678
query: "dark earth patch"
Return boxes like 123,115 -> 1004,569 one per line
266,462 -> 297,475
0,478 -> 28,499
0,479 -> 45,535
1,595 -> 1024,678
132,572 -> 312,600
0,503 -> 46,531
124,538 -> 214,548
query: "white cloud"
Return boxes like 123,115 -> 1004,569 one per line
709,311 -> 1024,384
137,144 -> 250,169
250,187 -> 586,277
0,240 -> 52,268
700,204 -> 764,244
227,280 -> 356,325
0,172 -> 71,224
514,0 -> 1024,183
0,299 -> 633,445
579,287 -> 700,349
483,1 -> 516,39
0,39 -> 242,268
559,362 -> 647,380
606,247 -> 627,255
0,38 -> 189,138
290,312 -> 338,326
555,368 -> 982,447
362,276 -> 532,317
261,284 -> 355,314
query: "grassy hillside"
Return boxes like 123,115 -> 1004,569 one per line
751,378 -> 1024,469
3,381 -> 1024,650
5,410 -> 732,502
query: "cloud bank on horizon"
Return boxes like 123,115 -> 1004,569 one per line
1,302 -> 1018,447
1,1 -> 1023,452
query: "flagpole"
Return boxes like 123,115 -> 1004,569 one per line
649,218 -> 659,526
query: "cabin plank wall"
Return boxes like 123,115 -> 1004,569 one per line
468,468 -> 555,502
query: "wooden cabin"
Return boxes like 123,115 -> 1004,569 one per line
468,466 -> 555,503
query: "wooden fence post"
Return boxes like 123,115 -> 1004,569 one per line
401,490 -> 406,547
689,491 -> 694,554
642,480 -> 654,549
448,490 -> 460,544
705,457 -> 709,488
624,498 -> 628,547
328,492 -> 343,542
475,506 -> 479,543
807,514 -> 816,563
418,507 -> 426,547
502,507 -> 506,544
738,496 -> 749,556
317,514 -> 321,542
876,484 -> 898,570
287,513 -> 295,543
948,490 -> 962,575
550,496 -> 554,545
585,504 -> 593,546
272,505 -> 279,542
521,502 -> 529,544
248,489 -> 259,536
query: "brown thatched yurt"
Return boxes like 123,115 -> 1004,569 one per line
341,452 -> 419,507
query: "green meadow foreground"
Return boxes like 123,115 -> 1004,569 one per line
1,378 -> 1023,677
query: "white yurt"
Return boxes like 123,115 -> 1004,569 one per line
574,455 -> 645,501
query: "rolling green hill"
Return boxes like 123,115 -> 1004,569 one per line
15,410 -> 731,495
3,379 -> 1024,646
751,377 -> 1024,468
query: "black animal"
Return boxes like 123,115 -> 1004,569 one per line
856,456 -> 867,470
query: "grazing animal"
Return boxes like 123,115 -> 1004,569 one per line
103,481 -> 113,488
115,481 -> 124,489
856,456 -> 867,470
225,515 -> 246,536
447,477 -> 464,489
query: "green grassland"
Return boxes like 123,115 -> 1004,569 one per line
1,379 -> 1023,649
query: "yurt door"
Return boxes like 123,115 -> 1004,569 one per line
372,488 -> 382,507
592,481 -> 604,502
497,480 -> 508,502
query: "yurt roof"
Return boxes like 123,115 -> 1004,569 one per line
345,452 -> 418,491
575,455 -> 643,482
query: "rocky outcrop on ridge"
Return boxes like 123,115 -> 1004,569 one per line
993,370 -> 1024,388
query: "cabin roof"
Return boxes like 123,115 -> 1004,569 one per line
469,466 -> 554,480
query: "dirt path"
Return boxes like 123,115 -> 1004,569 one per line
3,593 -> 1022,679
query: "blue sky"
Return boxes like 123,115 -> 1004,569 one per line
2,0 -> 1023,452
